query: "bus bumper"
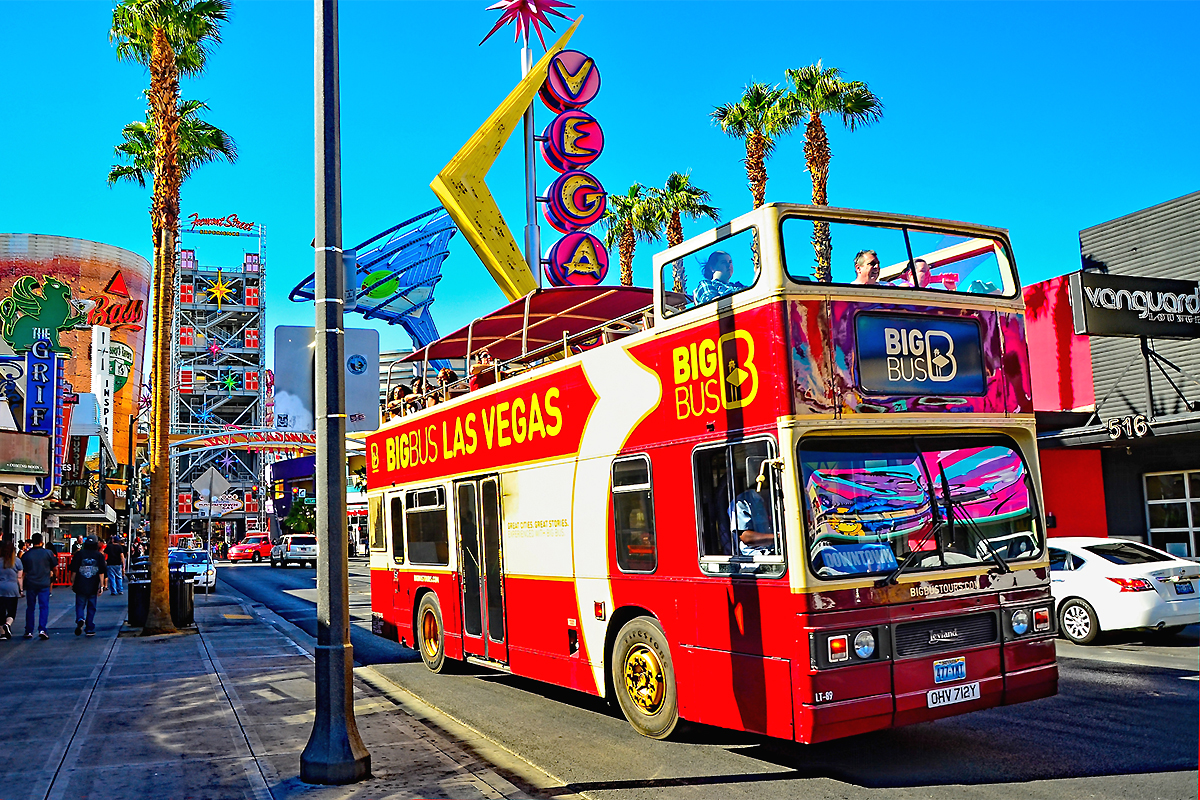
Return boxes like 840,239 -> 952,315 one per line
797,694 -> 894,744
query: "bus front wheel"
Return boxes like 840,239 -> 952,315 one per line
416,594 -> 448,673
611,617 -> 678,739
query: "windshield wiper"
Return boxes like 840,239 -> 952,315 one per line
938,462 -> 1010,575
879,447 -> 944,586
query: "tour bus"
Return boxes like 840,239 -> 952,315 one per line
365,203 -> 1058,743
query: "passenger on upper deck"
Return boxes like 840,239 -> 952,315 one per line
469,349 -> 500,391
851,250 -> 881,285
692,251 -> 746,305
437,367 -> 460,401
909,258 -> 932,288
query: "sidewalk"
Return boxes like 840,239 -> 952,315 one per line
0,587 -> 564,800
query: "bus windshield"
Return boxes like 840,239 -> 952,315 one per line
799,436 -> 1043,579
781,216 -> 1016,298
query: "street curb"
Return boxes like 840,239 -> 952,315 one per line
212,577 -> 584,800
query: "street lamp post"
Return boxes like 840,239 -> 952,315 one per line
301,0 -> 371,785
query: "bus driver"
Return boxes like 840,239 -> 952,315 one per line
729,461 -> 776,556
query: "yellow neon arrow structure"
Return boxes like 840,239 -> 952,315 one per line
431,18 -> 582,302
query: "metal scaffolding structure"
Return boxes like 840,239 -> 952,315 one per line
170,221 -> 268,543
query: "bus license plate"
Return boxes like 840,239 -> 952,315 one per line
1175,582 -> 1194,595
927,681 -> 980,709
933,656 -> 967,684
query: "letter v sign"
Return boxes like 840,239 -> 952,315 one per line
430,19 -> 582,302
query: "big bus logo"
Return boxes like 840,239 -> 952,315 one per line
671,330 -> 758,419
884,326 -> 957,383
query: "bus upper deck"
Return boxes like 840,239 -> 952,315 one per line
392,203 -> 1032,423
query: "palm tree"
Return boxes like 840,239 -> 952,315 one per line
711,83 -> 798,209
597,183 -> 662,286
108,98 -> 238,191
111,0 -> 230,635
649,172 -> 720,294
784,62 -> 883,281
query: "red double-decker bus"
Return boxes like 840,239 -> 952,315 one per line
365,204 -> 1057,743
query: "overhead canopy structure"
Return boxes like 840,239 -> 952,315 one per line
290,208 -> 456,351
400,285 -> 653,364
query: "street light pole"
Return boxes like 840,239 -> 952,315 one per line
301,0 -> 371,785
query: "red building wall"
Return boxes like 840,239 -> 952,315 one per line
1023,275 -> 1094,412
1039,448 -> 1108,538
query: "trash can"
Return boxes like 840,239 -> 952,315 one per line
169,572 -> 195,628
127,580 -> 151,627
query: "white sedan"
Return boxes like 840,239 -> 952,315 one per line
1048,537 -> 1199,644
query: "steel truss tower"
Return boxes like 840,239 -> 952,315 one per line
170,222 -> 268,544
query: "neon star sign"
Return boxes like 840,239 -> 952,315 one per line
480,0 -> 574,47
205,271 -> 236,310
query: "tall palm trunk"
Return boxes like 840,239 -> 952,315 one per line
144,26 -> 181,635
667,212 -> 686,293
804,116 -> 834,282
619,222 -> 636,286
745,132 -> 768,208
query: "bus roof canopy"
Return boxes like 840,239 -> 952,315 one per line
400,285 -> 654,363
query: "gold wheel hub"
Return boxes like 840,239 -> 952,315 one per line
623,643 -> 665,714
421,610 -> 441,659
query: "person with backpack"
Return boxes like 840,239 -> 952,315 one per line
69,540 -> 107,637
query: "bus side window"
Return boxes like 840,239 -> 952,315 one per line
369,495 -> 386,551
612,456 -> 656,573
388,495 -> 404,563
406,486 -> 449,566
694,439 -> 785,577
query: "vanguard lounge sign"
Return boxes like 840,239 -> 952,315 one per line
1069,271 -> 1200,340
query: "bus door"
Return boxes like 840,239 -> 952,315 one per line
454,476 -> 508,663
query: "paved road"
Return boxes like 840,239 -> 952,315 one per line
218,561 -> 1200,800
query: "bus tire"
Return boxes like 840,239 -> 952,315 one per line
611,617 -> 678,739
416,593 -> 448,673
1059,598 -> 1099,644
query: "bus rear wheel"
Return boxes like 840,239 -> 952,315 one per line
611,617 -> 678,739
416,594 -> 448,673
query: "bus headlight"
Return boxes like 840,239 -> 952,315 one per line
853,630 -> 876,659
1011,609 -> 1030,636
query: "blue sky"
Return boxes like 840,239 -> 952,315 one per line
3,1 -> 1198,366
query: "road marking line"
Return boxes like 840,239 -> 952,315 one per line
1181,675 -> 1199,681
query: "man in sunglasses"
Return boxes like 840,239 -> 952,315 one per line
852,249 -> 881,285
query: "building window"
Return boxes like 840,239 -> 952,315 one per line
1144,470 -> 1200,558
612,456 -> 656,573
406,486 -> 448,565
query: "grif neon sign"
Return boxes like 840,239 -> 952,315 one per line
23,338 -> 64,500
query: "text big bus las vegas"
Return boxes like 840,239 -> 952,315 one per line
365,203 -> 1056,743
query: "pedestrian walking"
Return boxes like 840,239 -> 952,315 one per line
0,537 -> 23,640
69,540 -> 107,637
105,535 -> 126,595
21,533 -> 57,640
